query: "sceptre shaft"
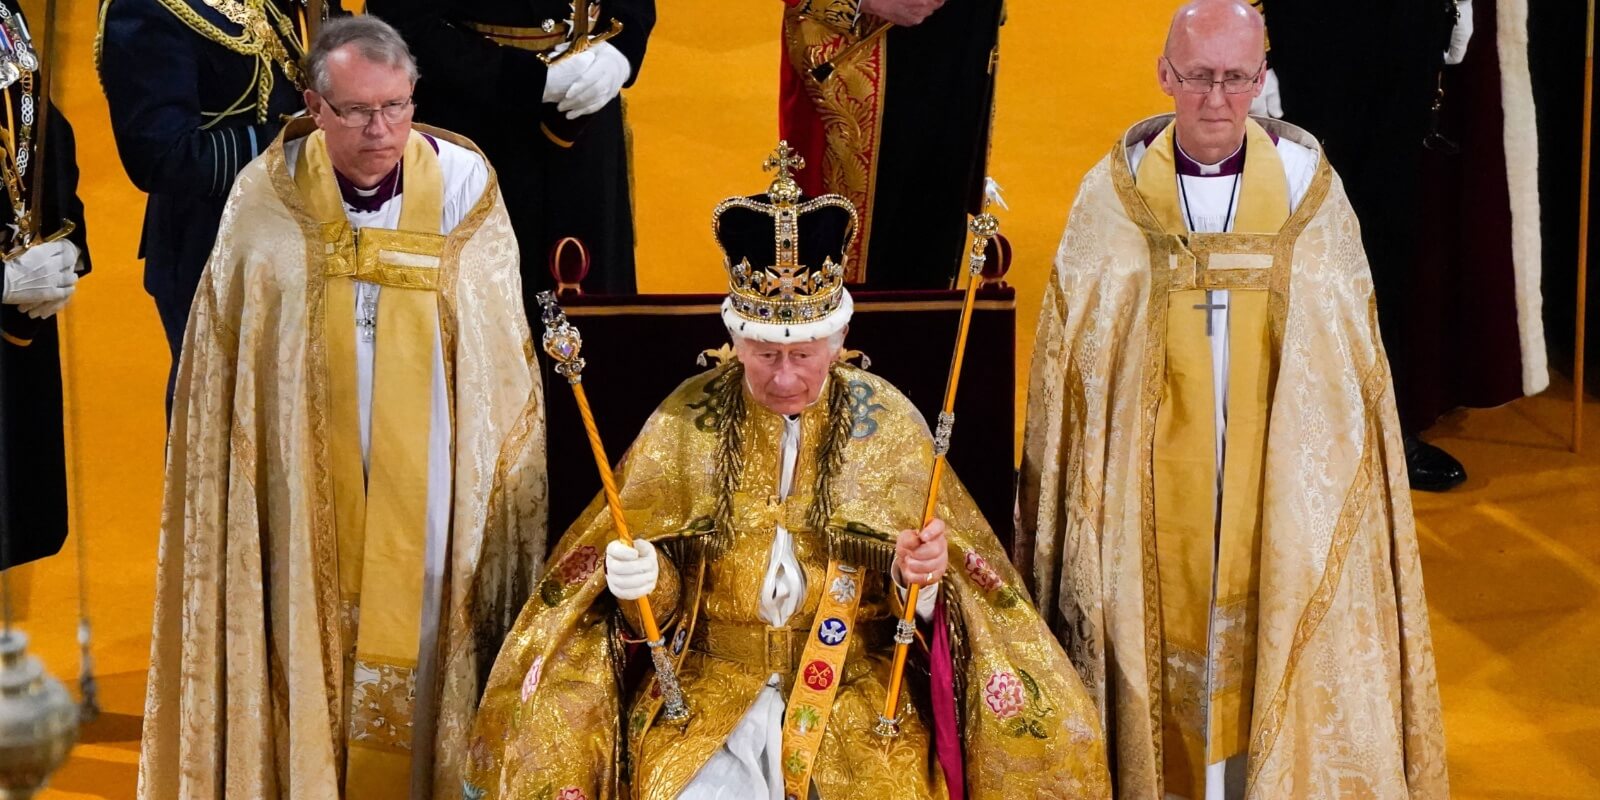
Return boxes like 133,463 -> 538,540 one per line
875,210 -> 1001,738
535,292 -> 689,723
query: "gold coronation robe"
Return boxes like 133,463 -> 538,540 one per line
139,120 -> 549,799
465,362 -> 1110,800
1017,115 -> 1448,799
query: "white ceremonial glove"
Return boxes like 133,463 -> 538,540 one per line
1444,0 -> 1474,66
3,240 -> 81,319
860,0 -> 946,27
557,41 -> 630,119
605,538 -> 658,601
542,46 -> 597,104
1250,67 -> 1284,119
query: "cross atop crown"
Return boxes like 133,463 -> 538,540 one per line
763,141 -> 806,205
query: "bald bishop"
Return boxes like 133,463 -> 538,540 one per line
1016,2 -> 1448,799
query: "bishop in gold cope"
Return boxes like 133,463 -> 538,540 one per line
1017,2 -> 1448,798
464,145 -> 1109,800
139,17 -> 547,799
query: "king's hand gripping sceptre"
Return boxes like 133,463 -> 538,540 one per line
874,206 -> 1002,738
535,292 -> 690,723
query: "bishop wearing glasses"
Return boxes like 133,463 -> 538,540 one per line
1017,2 -> 1448,797
138,17 -> 549,799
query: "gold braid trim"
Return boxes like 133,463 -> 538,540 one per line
146,0 -> 307,122
808,364 -> 853,532
705,363 -> 747,560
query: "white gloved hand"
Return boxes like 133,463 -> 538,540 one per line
605,538 -> 658,601
542,46 -> 597,104
3,239 -> 80,318
1250,67 -> 1283,118
1444,0 -> 1474,66
557,41 -> 629,120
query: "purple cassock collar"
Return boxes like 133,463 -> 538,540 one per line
333,133 -> 440,213
1146,127 -> 1281,177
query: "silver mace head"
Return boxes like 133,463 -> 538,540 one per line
535,291 -> 587,383
0,631 -> 78,799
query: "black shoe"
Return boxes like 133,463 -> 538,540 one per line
1404,436 -> 1467,492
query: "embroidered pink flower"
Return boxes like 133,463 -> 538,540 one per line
558,545 -> 599,585
556,788 -> 587,800
520,656 -> 545,703
964,551 -> 1004,592
984,671 -> 1026,719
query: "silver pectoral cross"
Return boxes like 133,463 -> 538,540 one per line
1193,290 -> 1227,337
357,285 -> 378,343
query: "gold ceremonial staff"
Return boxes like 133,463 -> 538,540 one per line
875,209 -> 1001,738
540,0 -> 622,66
535,292 -> 689,723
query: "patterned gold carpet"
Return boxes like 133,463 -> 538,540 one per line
14,0 -> 1598,796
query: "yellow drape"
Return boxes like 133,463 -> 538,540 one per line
295,129 -> 447,797
1136,119 -> 1285,797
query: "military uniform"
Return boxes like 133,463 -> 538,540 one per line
97,0 -> 321,404
370,0 -> 655,300
0,0 -> 90,569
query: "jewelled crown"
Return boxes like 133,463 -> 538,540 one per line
713,142 -> 859,341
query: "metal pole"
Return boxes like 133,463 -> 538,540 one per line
1575,0 -> 1594,453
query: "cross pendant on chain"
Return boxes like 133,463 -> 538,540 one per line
358,288 -> 378,343
1192,290 -> 1227,337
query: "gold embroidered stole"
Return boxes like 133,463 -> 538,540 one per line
781,559 -> 867,795
296,129 -> 448,798
1135,119 -> 1285,797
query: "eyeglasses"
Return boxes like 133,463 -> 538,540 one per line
1163,57 -> 1262,95
321,96 -> 416,128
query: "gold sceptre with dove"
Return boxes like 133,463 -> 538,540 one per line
874,207 -> 1002,738
536,291 -> 690,723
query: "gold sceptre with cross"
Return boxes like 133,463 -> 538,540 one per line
539,0 -> 623,66
874,205 -> 1002,738
535,291 -> 690,723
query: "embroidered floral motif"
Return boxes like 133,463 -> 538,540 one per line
984,668 -> 1056,739
350,660 -> 416,751
790,704 -> 822,735
556,787 -> 587,800
784,749 -> 808,776
521,655 -> 545,703
558,545 -> 599,585
964,552 -> 1004,592
984,671 -> 1026,719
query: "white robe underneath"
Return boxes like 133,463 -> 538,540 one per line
1127,132 -> 1316,800
681,409 -> 939,799
283,134 -> 489,757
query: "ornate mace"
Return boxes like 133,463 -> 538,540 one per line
535,292 -> 689,723
875,209 -> 1002,738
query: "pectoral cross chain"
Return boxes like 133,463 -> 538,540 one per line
1193,290 -> 1227,337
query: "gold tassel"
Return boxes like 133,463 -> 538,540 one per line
825,523 -> 897,574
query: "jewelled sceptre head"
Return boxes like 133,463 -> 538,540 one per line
534,292 -> 690,723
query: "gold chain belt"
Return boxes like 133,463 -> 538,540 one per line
462,21 -> 569,53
